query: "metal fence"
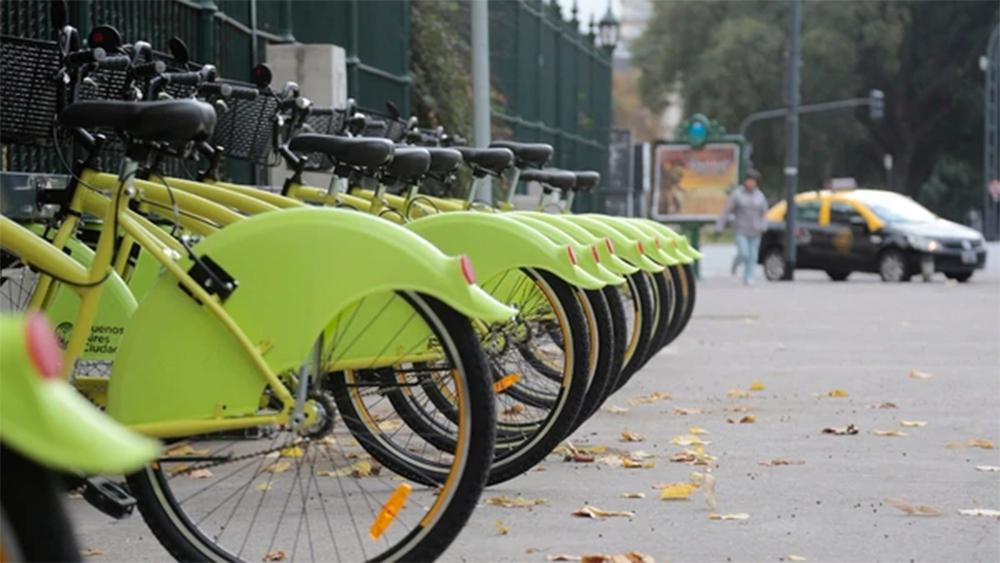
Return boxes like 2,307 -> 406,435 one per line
489,0 -> 613,212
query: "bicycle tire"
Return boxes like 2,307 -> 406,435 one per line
608,272 -> 656,394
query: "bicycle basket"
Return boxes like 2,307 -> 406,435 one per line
0,36 -> 63,146
209,79 -> 278,164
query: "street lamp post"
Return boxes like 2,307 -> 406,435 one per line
781,0 -> 802,281
598,1 -> 620,52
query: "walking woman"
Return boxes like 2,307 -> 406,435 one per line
715,170 -> 768,285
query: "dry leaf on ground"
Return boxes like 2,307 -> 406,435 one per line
975,465 -> 1000,472
80,548 -> 105,557
548,554 -> 654,563
486,495 -> 546,508
827,389 -> 849,398
688,426 -> 709,435
709,512 -> 750,520
868,402 -> 898,409
255,482 -> 272,492
502,404 -> 526,417
908,369 -> 934,379
263,461 -> 290,473
739,415 -> 756,424
621,492 -> 646,499
749,380 -> 765,391
164,443 -> 210,457
263,550 -> 287,561
605,405 -> 629,414
673,407 -> 704,415
671,434 -> 710,446
727,388 -> 751,398
787,556 -> 808,562
759,459 -> 805,466
884,497 -> 943,516
822,424 -> 859,436
658,482 -> 696,500
547,555 -> 581,562
495,519 -> 510,535
629,391 -> 672,405
572,505 -> 635,518
872,429 -> 907,437
958,508 -> 1000,517
900,420 -> 927,428
187,468 -> 214,479
279,446 -> 304,458
620,430 -> 644,442
671,446 -> 716,465
947,439 -> 996,450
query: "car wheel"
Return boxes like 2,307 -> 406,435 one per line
946,271 -> 973,283
762,248 -> 786,281
879,249 -> 910,282
825,269 -> 850,282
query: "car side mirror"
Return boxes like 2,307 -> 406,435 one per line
849,215 -> 869,233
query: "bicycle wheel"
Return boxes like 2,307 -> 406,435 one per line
566,288 -> 621,433
127,291 -> 495,562
640,267 -> 675,365
574,284 -> 626,423
608,272 -> 656,394
655,264 -> 688,350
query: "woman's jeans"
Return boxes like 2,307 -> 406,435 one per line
734,234 -> 760,284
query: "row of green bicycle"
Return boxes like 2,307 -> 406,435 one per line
0,23 -> 699,562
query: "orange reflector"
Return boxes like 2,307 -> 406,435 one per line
566,245 -> 578,265
493,373 -> 521,393
460,255 -> 477,284
26,314 -> 63,379
370,483 -> 412,539
605,238 -> 615,254
591,245 -> 601,264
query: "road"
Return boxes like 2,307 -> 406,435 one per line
68,243 -> 1000,562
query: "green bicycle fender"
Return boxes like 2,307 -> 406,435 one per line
510,212 -> 636,277
562,215 -> 664,273
592,215 -> 677,267
107,208 -> 514,429
404,212 -> 603,290
41,238 -> 138,361
0,316 -> 159,474
621,220 -> 681,266
506,214 -> 621,286
635,219 -> 701,262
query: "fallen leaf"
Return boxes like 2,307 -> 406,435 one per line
80,548 -> 105,557
688,426 -> 709,435
486,495 -> 546,508
316,460 -> 381,479
868,402 -> 898,409
787,556 -> 808,562
263,550 -> 287,561
568,453 -> 596,463
620,430 -> 644,442
673,407 -> 704,415
187,468 -> 214,479
739,415 -> 756,424
605,405 -> 629,414
495,519 -> 510,535
822,424 -> 859,436
958,508 -> 1000,517
168,464 -> 191,476
759,459 -> 805,467
501,404 -> 525,417
629,391 -> 672,405
621,492 -> 646,499
578,445 -> 608,454
884,497 -> 943,516
547,555 -> 581,562
900,420 -> 927,428
708,512 -> 750,520
630,450 -> 655,460
163,443 -> 210,457
727,389 -> 751,398
671,434 -> 710,446
263,461 -> 291,474
749,380 -> 765,391
658,482 -> 696,500
622,457 -> 656,469
701,472 -> 717,510
872,430 -> 907,437
572,505 -> 635,518
975,465 -> 1000,472
548,553 -> 654,563
670,451 -> 697,463
908,369 -> 934,379
947,439 -> 996,450
279,446 -> 305,458
596,454 -> 624,468
827,389 -> 849,398
255,482 -> 272,492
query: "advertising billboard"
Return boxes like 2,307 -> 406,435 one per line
651,142 -> 742,219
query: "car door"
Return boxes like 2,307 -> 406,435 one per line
792,199 -> 824,269
823,201 -> 875,270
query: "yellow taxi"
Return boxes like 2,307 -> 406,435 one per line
759,188 -> 987,282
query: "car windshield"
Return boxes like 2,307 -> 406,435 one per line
853,192 -> 937,224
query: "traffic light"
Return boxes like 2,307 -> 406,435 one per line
869,89 -> 885,120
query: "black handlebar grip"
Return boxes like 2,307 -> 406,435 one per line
198,82 -> 234,98
163,71 -> 202,86
227,85 -> 259,100
131,60 -> 166,78
66,46 -> 105,65
94,54 -> 131,71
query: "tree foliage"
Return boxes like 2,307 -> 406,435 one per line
633,0 -> 998,221
410,0 -> 471,138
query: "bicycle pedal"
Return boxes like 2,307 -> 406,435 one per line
82,477 -> 136,520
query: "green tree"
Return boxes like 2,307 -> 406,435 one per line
410,0 -> 471,138
633,0 -> 998,220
